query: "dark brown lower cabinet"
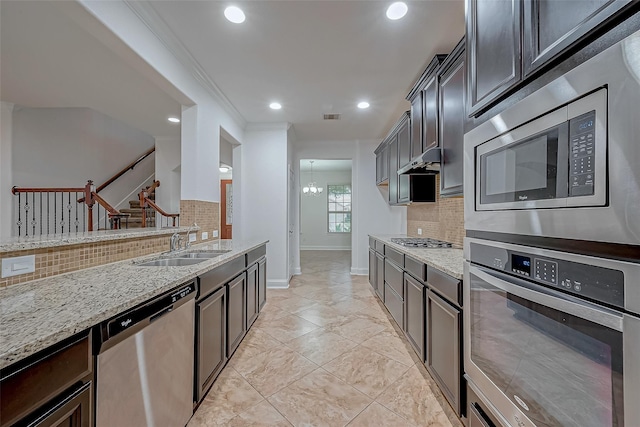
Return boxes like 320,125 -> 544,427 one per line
247,263 -> 259,328
227,273 -> 247,357
258,257 -> 267,311
375,253 -> 385,301
384,283 -> 404,329
196,286 -> 227,402
426,289 -> 462,415
403,274 -> 425,361
29,382 -> 92,427
369,249 -> 377,290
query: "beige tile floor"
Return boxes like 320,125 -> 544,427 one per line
189,250 -> 463,427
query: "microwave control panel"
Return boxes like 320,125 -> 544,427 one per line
470,243 -> 624,309
569,111 -> 596,197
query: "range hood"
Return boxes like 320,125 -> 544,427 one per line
398,147 -> 441,175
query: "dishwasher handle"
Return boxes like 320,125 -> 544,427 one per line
95,281 -> 196,353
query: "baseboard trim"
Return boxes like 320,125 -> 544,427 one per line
290,267 -> 301,276
267,279 -> 290,289
300,246 -> 352,251
350,267 -> 368,276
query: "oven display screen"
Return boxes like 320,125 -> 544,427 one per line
512,254 -> 531,276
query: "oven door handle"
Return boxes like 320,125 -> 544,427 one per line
469,264 -> 624,332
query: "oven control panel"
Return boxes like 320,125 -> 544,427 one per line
470,242 -> 624,309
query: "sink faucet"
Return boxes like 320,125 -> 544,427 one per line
170,232 -> 183,252
185,223 -> 198,249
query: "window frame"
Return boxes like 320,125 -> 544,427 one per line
327,184 -> 352,234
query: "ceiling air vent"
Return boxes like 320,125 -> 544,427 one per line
323,113 -> 341,120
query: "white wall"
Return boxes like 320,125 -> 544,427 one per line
77,0 -> 245,204
0,102 -> 14,238
239,124 -> 289,287
294,139 -> 407,275
155,136 -> 181,215
300,169 -> 352,250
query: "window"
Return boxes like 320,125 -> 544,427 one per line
328,184 -> 351,233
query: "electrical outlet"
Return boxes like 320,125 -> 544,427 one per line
2,255 -> 35,278
212,230 -> 219,238
189,233 -> 197,243
201,232 -> 209,240
417,228 -> 423,235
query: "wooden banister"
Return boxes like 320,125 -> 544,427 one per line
96,146 -> 155,193
145,198 -> 179,218
13,186 -> 85,194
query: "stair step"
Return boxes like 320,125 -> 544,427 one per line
120,208 -> 143,217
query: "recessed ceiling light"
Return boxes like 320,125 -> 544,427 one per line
269,102 -> 282,110
168,117 -> 180,123
224,6 -> 245,24
357,101 -> 370,109
386,2 -> 408,20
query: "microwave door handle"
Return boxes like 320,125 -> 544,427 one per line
469,265 -> 623,332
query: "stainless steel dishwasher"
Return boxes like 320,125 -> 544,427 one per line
95,282 -> 196,427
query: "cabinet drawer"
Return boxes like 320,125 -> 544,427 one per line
384,258 -> 404,298
427,266 -> 461,307
384,283 -> 404,330
385,246 -> 404,268
246,245 -> 267,266
198,256 -> 245,299
0,332 -> 92,427
369,237 -> 376,250
405,256 -> 426,282
375,239 -> 385,254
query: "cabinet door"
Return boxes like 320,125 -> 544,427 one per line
381,145 -> 389,182
467,0 -> 521,116
523,0 -> 632,77
439,44 -> 466,197
29,382 -> 92,427
197,286 -> 226,402
403,274 -> 425,361
227,274 -> 247,357
247,264 -> 259,327
388,135 -> 399,205
398,116 -> 411,169
422,76 -> 439,153
375,253 -> 385,301
410,92 -> 424,160
368,249 -> 377,290
376,151 -> 383,184
426,290 -> 462,415
258,258 -> 267,311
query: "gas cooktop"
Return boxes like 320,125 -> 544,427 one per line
390,238 -> 453,248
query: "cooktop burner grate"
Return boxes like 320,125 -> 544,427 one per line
390,237 -> 453,248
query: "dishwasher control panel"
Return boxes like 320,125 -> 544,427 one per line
107,282 -> 196,338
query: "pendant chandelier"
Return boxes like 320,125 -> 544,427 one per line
302,160 -> 323,196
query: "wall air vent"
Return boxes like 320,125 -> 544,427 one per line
323,114 -> 341,120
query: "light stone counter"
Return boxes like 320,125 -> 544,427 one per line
369,235 -> 464,279
0,239 -> 268,369
0,227 -> 196,253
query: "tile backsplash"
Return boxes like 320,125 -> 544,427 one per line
407,176 -> 464,247
180,200 -> 220,243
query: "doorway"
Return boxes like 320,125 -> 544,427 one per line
221,179 -> 232,239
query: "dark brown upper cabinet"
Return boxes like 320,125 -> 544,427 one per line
467,0 -> 635,117
438,39 -> 466,197
407,55 -> 447,160
522,0 -> 633,77
466,0 -> 521,117
388,133 -> 399,205
375,141 -> 389,185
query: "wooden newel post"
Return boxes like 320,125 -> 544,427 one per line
139,189 -> 147,228
85,180 -> 96,232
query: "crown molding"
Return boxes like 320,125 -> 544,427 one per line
124,1 -> 247,129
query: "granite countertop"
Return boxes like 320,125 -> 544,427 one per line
369,235 -> 464,279
0,239 -> 268,369
0,226 -> 196,252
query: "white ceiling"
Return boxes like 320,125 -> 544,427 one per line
300,159 -> 352,172
0,1 -> 185,138
136,0 -> 465,142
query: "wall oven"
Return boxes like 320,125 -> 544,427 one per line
464,238 -> 640,427
464,30 -> 640,246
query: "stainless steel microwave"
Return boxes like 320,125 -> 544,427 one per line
464,30 -> 640,246
476,89 -> 606,211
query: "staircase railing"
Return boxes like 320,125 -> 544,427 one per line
11,180 -> 129,236
138,181 -> 180,228
77,146 -> 155,203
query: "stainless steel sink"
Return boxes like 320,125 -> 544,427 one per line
178,252 -> 223,259
136,258 -> 207,267
189,250 -> 231,255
